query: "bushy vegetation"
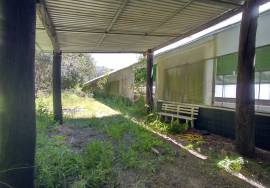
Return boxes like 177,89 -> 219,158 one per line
35,52 -> 97,93
35,93 -> 175,187
35,99 -> 114,187
217,156 -> 245,173
146,116 -> 189,135
35,92 -> 270,187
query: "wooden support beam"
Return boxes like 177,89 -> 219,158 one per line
53,51 -> 63,124
146,49 -> 154,113
0,0 -> 36,187
235,0 -> 259,157
37,0 -> 60,51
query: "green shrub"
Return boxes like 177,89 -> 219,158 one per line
217,156 -> 244,173
167,121 -> 188,134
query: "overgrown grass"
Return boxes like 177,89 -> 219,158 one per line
35,93 -> 175,187
95,95 -> 147,118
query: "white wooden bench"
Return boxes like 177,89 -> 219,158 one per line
157,102 -> 199,128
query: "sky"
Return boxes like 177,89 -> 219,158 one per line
91,2 -> 270,71
91,53 -> 142,70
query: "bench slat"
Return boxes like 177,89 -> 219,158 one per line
162,108 -> 198,113
164,103 -> 199,109
162,104 -> 198,110
158,112 -> 196,120
161,107 -> 198,113
160,109 -> 198,116
159,102 -> 199,126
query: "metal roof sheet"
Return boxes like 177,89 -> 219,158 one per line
36,0 -> 246,53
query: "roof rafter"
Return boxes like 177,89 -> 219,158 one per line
147,0 -> 194,35
148,0 -> 241,36
95,0 -> 129,48
196,0 -> 243,8
36,0 -> 60,51
153,5 -> 242,51
43,28 -> 179,37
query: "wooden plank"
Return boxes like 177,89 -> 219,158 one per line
163,108 -> 198,114
158,113 -> 196,120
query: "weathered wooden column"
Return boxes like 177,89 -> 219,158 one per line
0,0 -> 36,187
53,51 -> 63,124
146,49 -> 154,113
236,0 -> 259,157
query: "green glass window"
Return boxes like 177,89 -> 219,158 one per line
255,45 -> 270,72
216,53 -> 238,75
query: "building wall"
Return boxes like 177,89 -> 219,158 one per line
84,65 -> 135,101
156,38 -> 215,105
106,66 -> 134,101
216,10 -> 270,57
155,10 -> 270,151
195,107 -> 270,151
156,10 -> 270,105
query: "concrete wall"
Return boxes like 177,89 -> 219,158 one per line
84,65 -> 135,101
105,66 -> 134,100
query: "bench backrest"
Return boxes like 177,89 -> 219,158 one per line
161,103 -> 199,118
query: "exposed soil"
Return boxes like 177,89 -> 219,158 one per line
50,124 -> 269,188
50,125 -> 108,152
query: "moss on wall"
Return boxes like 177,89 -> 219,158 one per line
156,38 -> 215,105
162,62 -> 205,104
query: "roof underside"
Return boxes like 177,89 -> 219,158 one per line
36,0 -> 246,53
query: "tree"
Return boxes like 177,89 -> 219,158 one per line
35,52 -> 97,91
35,52 -> 53,93
61,53 -> 96,89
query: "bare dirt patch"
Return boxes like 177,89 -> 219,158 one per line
50,125 -> 108,151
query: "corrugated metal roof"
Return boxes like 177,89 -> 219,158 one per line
36,0 -> 246,53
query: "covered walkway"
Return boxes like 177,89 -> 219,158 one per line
0,0 -> 267,187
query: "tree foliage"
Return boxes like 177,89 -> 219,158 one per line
35,52 -> 97,92
62,53 -> 96,89
35,52 -> 53,93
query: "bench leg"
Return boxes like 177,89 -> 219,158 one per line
185,119 -> 189,128
191,120 -> 194,129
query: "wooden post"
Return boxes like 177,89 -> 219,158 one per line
0,0 -> 36,187
53,51 -> 63,124
146,49 -> 154,113
236,0 -> 259,157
